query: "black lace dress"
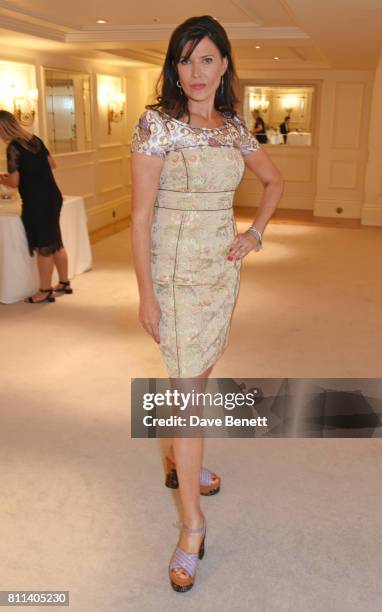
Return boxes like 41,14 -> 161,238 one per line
6,136 -> 64,256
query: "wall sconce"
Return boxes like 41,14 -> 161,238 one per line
251,96 -> 269,113
282,96 -> 297,115
107,91 -> 126,134
13,88 -> 38,126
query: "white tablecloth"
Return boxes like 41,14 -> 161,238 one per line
266,131 -> 284,145
287,132 -> 312,146
0,195 -> 92,304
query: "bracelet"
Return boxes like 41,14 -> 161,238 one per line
247,225 -> 263,252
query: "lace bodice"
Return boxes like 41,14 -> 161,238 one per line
131,109 -> 261,159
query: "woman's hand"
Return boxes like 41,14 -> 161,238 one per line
139,294 -> 161,344
227,231 -> 259,260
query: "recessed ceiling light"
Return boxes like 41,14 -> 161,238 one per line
273,56 -> 280,60
97,19 -> 107,24
255,46 -> 261,49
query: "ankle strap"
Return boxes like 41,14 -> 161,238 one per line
173,519 -> 206,533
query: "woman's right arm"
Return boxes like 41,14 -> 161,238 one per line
130,152 -> 164,344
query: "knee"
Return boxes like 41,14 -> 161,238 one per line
36,247 -> 54,257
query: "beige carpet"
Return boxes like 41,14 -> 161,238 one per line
1,220 -> 382,611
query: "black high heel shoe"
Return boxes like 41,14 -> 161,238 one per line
25,289 -> 55,304
54,280 -> 73,294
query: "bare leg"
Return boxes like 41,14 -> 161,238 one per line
28,253 -> 54,301
52,248 -> 70,289
167,364 -> 219,486
171,364 -> 214,580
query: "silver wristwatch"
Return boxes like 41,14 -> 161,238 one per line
247,225 -> 263,252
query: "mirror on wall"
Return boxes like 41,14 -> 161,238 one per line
44,69 -> 92,154
242,85 -> 315,146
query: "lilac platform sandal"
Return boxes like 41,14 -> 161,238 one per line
165,456 -> 221,495
169,516 -> 207,592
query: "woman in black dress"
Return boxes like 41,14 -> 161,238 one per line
0,110 -> 72,303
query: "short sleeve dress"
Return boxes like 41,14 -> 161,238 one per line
131,108 -> 260,377
7,135 -> 64,256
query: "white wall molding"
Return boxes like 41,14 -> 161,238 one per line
99,156 -> 124,164
313,197 -> 362,219
100,184 -> 125,194
87,195 -> 131,231
98,143 -> 123,149
235,192 -> 314,211
361,205 -> 382,226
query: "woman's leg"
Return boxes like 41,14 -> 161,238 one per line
52,248 -> 70,287
167,365 -> 219,486
28,253 -> 54,301
170,364 -> 213,579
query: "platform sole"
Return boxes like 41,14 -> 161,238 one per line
165,466 -> 220,496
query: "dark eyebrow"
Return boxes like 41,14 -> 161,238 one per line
179,52 -> 215,62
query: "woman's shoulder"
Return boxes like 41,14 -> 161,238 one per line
136,107 -> 167,127
7,138 -> 20,149
226,113 -> 247,128
132,108 -> 171,158
8,135 -> 40,152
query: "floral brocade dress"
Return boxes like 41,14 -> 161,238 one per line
131,109 -> 260,377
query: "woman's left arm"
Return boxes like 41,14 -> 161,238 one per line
228,149 -> 283,260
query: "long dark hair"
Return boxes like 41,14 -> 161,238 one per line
0,109 -> 35,146
147,15 -> 239,121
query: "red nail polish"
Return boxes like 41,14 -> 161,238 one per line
227,256 -> 233,261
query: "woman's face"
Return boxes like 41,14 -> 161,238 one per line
177,36 -> 228,103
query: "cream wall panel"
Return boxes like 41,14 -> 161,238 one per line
329,161 -> 358,189
99,157 -> 124,193
361,51 -> 382,225
98,143 -> 124,159
269,155 -> 314,183
87,196 -> 131,232
332,83 -> 365,149
235,184 -> 315,210
235,146 -> 316,210
54,162 -> 95,202
312,77 -> 371,219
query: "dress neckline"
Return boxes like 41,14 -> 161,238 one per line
159,110 -> 229,131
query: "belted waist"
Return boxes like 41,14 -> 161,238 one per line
155,189 -> 234,211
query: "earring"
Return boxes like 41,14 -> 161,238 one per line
176,79 -> 183,95
221,75 -> 224,95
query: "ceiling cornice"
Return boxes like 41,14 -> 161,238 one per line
0,14 -> 67,41
0,0 -> 77,29
101,48 -> 164,67
0,6 -> 309,55
67,25 -> 309,43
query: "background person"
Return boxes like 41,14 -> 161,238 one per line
0,110 -> 72,303
279,115 -> 291,144
251,108 -> 268,143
